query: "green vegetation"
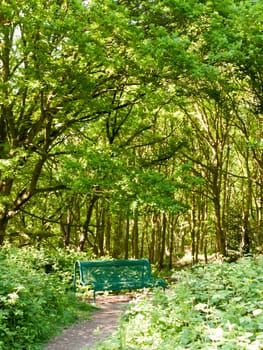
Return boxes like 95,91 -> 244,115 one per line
0,245 -> 262,350
92,256 -> 263,350
0,0 -> 262,347
0,246 -> 94,350
0,0 -> 262,264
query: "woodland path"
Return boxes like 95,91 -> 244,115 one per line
43,295 -> 132,350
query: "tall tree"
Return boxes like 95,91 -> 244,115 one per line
0,0 -> 175,244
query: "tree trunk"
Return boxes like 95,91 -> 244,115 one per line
0,215 -> 8,245
105,213 -> 111,254
149,213 -> 157,263
132,211 -> 139,258
158,213 -> 167,269
168,216 -> 174,270
214,196 -> 226,256
79,196 -> 98,251
124,216 -> 130,259
212,166 -> 226,256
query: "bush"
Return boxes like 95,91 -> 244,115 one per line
1,245 -> 93,288
0,246 -> 93,350
92,255 -> 263,350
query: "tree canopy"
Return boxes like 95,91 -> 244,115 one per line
0,0 -> 262,264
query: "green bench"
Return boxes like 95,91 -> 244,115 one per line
73,259 -> 167,303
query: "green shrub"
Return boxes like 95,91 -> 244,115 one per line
1,245 -> 93,288
0,246 -> 93,350
92,255 -> 263,350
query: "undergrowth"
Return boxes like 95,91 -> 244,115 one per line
91,255 -> 263,350
0,246 -> 94,350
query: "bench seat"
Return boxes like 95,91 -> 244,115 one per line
74,259 -> 166,303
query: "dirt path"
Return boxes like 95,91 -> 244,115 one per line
43,296 -> 130,350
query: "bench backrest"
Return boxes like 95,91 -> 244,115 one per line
74,259 -> 153,290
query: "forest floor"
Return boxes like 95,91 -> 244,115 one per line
43,294 -> 134,350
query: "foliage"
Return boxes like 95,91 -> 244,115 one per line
59,145 -> 189,214
0,246 -> 94,350
1,245 -> 93,286
92,256 -> 263,349
0,0 -> 262,261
